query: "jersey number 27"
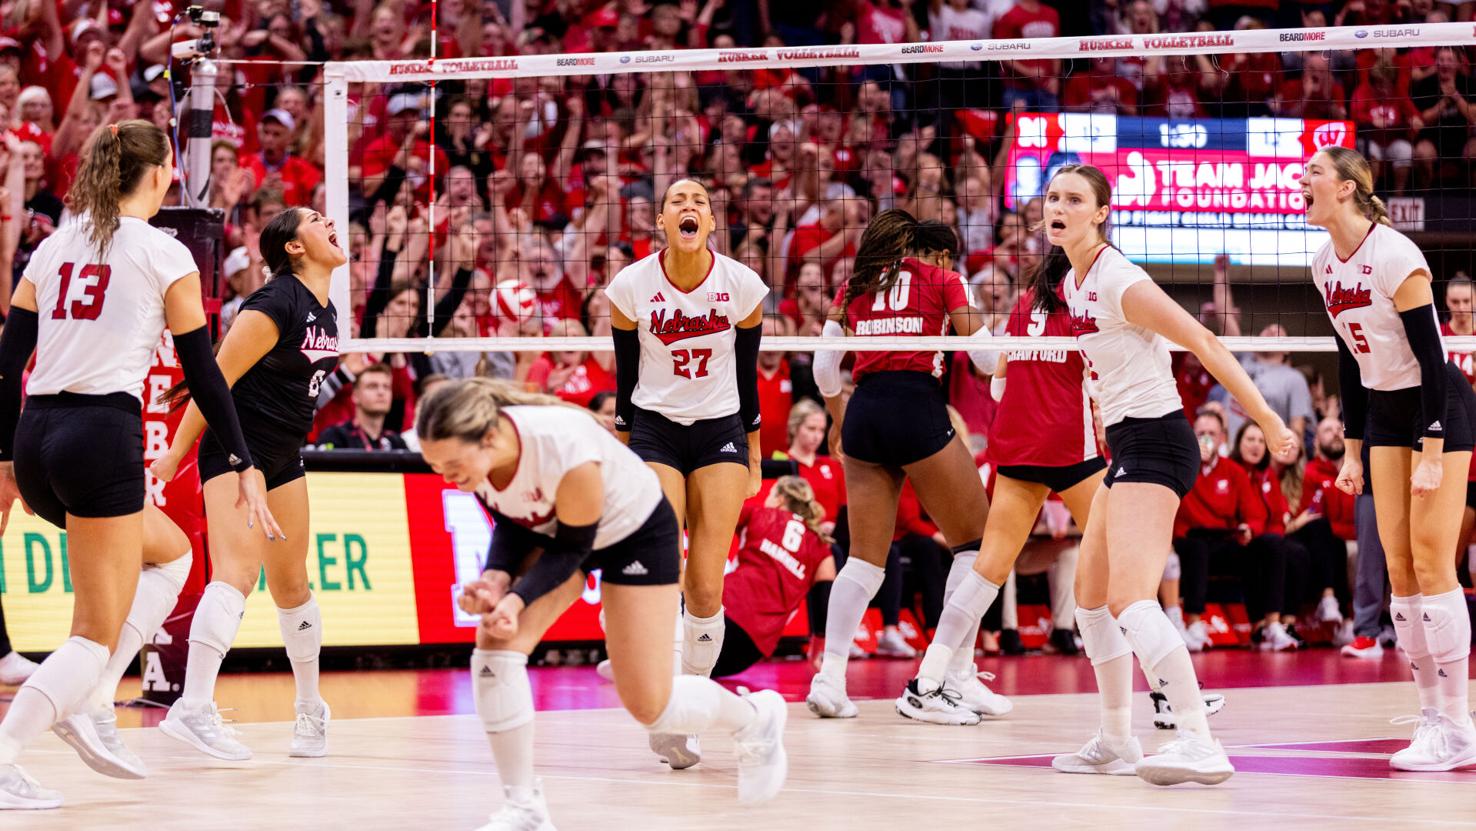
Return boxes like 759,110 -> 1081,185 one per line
51,263 -> 112,321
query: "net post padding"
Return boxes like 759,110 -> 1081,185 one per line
324,69 -> 353,326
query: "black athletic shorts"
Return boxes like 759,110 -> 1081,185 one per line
591,497 -> 682,586
1365,363 -> 1476,452
197,421 -> 306,491
842,371 -> 954,468
628,407 -> 749,475
711,617 -> 765,678
997,457 -> 1107,494
1102,411 -> 1199,499
13,392 -> 145,527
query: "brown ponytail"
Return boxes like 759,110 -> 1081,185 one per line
843,208 -> 916,310
770,475 -> 833,544
65,120 -> 171,256
1028,163 -> 1113,314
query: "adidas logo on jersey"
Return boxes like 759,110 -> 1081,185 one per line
298,621 -> 312,631
650,291 -> 667,303
720,442 -> 739,454
697,634 -> 713,642
306,312 -> 317,322
622,561 -> 649,576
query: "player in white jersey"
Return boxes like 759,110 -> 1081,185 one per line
415,380 -> 787,829
0,120 -> 279,809
1033,165 -> 1295,787
604,179 -> 767,768
1305,146 -> 1476,771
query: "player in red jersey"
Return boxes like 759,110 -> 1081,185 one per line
807,212 -> 1000,723
714,477 -> 836,677
898,284 -> 1105,723
1441,276 -> 1476,577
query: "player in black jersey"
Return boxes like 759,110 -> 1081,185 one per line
149,207 -> 348,761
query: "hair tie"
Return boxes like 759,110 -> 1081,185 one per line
108,123 -> 119,138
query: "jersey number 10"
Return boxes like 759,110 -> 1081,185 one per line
51,263 -> 112,321
870,271 -> 913,312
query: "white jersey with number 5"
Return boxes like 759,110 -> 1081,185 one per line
23,216 -> 198,402
604,249 -> 768,426
1312,223 -> 1438,391
475,406 -> 664,549
1060,245 -> 1182,427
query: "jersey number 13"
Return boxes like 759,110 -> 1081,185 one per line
50,263 -> 112,321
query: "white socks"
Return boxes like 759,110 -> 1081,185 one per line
182,581 -> 247,705
1390,594 -> 1442,713
473,649 -> 537,802
1118,600 -> 1210,738
1419,588 -> 1472,725
681,608 -> 724,677
0,636 -> 109,763
1076,605 -> 1134,739
917,569 -> 999,689
277,596 -> 323,706
646,674 -> 756,736
943,551 -> 984,678
819,558 -> 887,686
88,552 -> 193,713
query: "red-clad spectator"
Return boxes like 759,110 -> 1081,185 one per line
1230,421 -> 1310,651
525,319 -> 616,407
771,399 -> 846,525
787,199 -> 860,293
991,0 -> 1062,110
1289,416 -> 1354,627
851,0 -> 918,46
755,319 -> 796,459
1273,53 -> 1347,120
359,93 -> 450,201
1410,46 -> 1476,190
1351,56 -> 1420,195
1062,57 -> 1138,115
1144,55 -> 1210,120
241,109 -> 323,206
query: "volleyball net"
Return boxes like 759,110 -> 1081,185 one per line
316,21 -> 1476,355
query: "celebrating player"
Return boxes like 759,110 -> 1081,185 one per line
603,178 -> 768,767
808,211 -> 1004,722
1033,164 -> 1295,786
416,379 -> 787,828
1305,146 -> 1476,771
0,120 -> 277,809
150,206 -> 348,761
897,270 -> 1104,723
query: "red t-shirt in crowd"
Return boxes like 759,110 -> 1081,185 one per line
988,291 -> 1098,469
841,257 -> 969,383
1173,353 -> 1214,420
535,279 -> 584,322
1246,464 -> 1290,536
723,504 -> 833,655
241,153 -> 323,207
526,355 -> 615,408
992,3 -> 1059,87
1174,455 -> 1267,539
1300,456 -> 1356,541
855,0 -> 908,44
757,361 -> 793,459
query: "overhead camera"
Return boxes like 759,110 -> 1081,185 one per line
172,5 -> 220,61
186,5 -> 221,27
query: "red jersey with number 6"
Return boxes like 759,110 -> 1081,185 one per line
840,257 -> 970,383
722,504 -> 833,655
988,290 -> 1098,468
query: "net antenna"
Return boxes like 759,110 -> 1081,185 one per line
323,22 -> 1476,355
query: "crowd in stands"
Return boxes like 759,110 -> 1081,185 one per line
0,0 -> 1472,657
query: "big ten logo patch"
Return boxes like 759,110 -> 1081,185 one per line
707,291 -> 730,302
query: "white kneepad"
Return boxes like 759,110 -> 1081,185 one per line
1421,593 -> 1473,665
1116,600 -> 1182,671
472,650 -> 534,733
190,582 -> 247,656
1075,606 -> 1131,666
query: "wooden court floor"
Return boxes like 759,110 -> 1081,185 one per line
2,672 -> 1474,830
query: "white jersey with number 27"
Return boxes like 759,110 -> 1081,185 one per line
604,249 -> 768,426
1313,222 -> 1438,392
23,216 -> 198,402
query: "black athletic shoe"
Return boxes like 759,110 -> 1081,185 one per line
1049,628 -> 1080,656
1000,629 -> 1026,655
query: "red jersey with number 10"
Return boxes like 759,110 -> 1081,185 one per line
840,257 -> 970,383
722,504 -> 833,655
988,290 -> 1098,468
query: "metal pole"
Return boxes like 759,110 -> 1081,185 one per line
183,57 -> 217,208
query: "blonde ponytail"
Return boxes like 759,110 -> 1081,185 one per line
415,377 -> 592,445
1365,194 -> 1393,227
771,475 -> 833,544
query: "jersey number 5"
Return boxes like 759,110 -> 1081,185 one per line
1346,321 -> 1371,354
672,348 -> 712,379
51,263 -> 112,321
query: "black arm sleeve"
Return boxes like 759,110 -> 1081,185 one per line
1336,336 -> 1369,442
0,308 -> 38,461
736,323 -> 762,432
174,326 -> 253,471
1399,304 -> 1449,440
420,267 -> 475,339
509,519 -> 599,606
484,511 -> 546,573
612,326 -> 639,433
807,579 -> 831,636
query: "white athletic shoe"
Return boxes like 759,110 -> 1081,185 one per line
290,700 -> 330,758
806,673 -> 858,719
648,733 -> 701,770
51,708 -> 148,779
1151,690 -> 1226,730
1259,621 -> 1298,652
595,659 -> 614,682
1052,731 -> 1143,775
734,689 -> 788,804
943,670 -> 1013,717
1317,595 -> 1343,624
0,651 -> 38,686
1135,732 -> 1234,786
1340,636 -> 1384,659
895,679 -> 981,726
874,629 -> 917,659
475,783 -> 556,831
1182,620 -> 1210,652
0,763 -> 61,810
1391,712 -> 1476,772
160,699 -> 253,761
